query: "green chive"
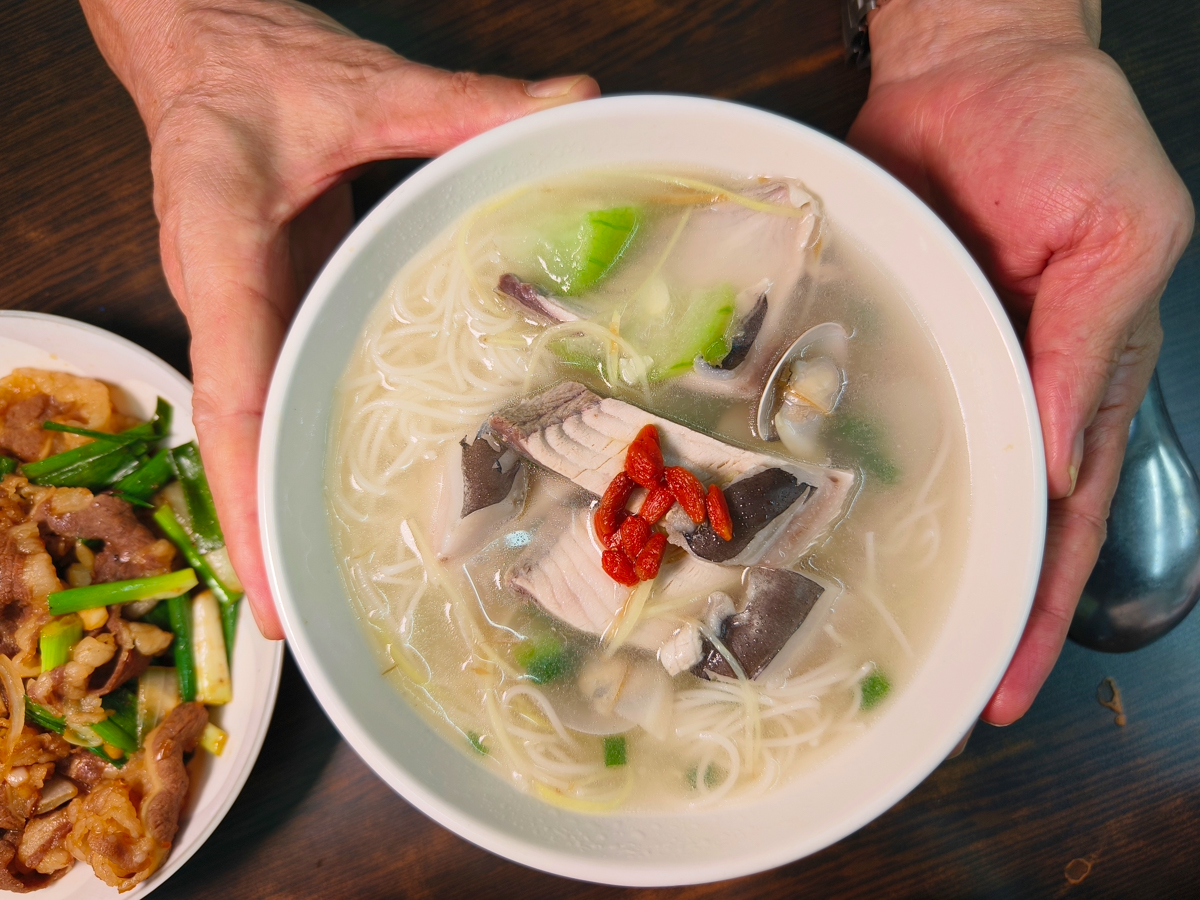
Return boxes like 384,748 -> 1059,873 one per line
0,456 -> 17,477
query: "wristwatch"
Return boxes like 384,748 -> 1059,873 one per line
841,0 -> 878,69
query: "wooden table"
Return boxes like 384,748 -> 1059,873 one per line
3,0 -> 1199,896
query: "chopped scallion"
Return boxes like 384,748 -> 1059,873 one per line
169,443 -> 224,553
111,448 -> 174,503
48,569 -> 198,616
0,456 -> 17,477
153,505 -> 241,658
860,669 -> 891,710
603,735 -> 626,767
168,593 -> 197,703
39,615 -> 82,673
200,722 -> 227,756
23,699 -> 125,767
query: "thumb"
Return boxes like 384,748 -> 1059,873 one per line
1026,236 -> 1165,500
350,63 -> 600,163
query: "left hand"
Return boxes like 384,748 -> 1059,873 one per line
848,0 -> 1194,723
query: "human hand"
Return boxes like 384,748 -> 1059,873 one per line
848,0 -> 1194,723
81,0 -> 599,638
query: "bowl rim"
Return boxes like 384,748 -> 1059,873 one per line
1,308 -> 286,898
259,93 -> 1046,885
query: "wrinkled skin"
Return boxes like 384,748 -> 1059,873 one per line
80,0 -> 600,639
81,0 -> 1193,724
850,0 -> 1194,723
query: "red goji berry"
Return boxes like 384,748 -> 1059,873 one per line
664,466 -> 706,524
619,515 -> 651,559
638,485 -> 675,525
634,532 -> 668,581
624,425 -> 664,489
706,484 -> 733,541
602,548 -> 640,586
595,473 -> 634,548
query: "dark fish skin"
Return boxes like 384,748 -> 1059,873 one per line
718,294 -> 768,371
694,567 -> 824,680
497,274 -> 578,324
686,468 -> 814,563
459,437 -> 521,518
485,381 -> 596,447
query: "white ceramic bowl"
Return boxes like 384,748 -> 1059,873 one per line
260,95 -> 1045,886
0,310 -> 284,898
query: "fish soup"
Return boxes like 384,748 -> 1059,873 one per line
325,169 -> 969,812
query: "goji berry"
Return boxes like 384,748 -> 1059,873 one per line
664,466 -> 706,524
602,548 -> 640,586
638,485 -> 675,525
624,424 -> 664,488
706,484 -> 733,541
634,532 -> 668,581
619,515 -> 651,559
595,473 -> 634,548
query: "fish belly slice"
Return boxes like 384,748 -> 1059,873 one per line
508,507 -> 732,653
488,382 -> 853,565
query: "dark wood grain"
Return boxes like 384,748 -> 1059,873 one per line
2,0 -> 1199,897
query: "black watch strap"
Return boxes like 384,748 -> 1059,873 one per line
841,0 -> 878,69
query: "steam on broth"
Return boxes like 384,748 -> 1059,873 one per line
325,169 -> 969,812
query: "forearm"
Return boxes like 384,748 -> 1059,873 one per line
868,0 -> 1101,83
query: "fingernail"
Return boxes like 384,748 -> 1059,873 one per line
526,75 -> 587,99
1067,430 -> 1085,497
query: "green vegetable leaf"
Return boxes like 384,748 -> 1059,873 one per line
537,206 -> 641,296
603,735 -> 626,767
624,283 -> 736,382
0,456 -> 19,477
860,669 -> 891,710
824,414 -> 901,485
513,634 -> 574,685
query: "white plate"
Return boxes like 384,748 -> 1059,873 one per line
0,310 -> 284,898
260,96 -> 1045,886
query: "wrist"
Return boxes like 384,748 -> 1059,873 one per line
867,0 -> 1099,85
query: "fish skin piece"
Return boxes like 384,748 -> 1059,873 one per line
433,436 -> 527,560
497,274 -> 580,323
488,382 -> 854,567
694,567 -> 825,680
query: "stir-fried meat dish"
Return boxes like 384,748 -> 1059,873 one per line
0,369 -> 241,892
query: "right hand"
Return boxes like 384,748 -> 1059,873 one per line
81,0 -> 599,638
